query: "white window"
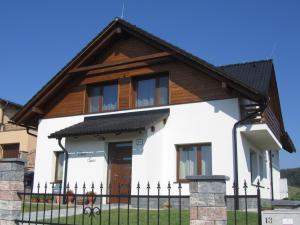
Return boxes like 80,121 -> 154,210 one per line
54,151 -> 64,182
250,150 -> 258,183
259,155 -> 264,178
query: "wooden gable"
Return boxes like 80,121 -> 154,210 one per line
12,18 -> 262,128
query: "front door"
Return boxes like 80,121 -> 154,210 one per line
108,142 -> 132,203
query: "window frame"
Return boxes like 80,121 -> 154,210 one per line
87,80 -> 119,113
54,151 -> 64,183
176,143 -> 211,183
133,74 -> 169,108
1,143 -> 20,158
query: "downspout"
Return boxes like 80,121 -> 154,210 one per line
26,127 -> 37,137
269,150 -> 274,201
233,98 -> 268,209
58,138 -> 68,202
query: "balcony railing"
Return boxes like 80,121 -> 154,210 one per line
240,104 -> 281,141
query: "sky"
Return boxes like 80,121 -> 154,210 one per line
0,1 -> 299,169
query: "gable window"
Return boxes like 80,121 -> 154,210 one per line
176,144 -> 212,181
1,143 -> 20,158
135,75 -> 169,108
54,151 -> 64,182
88,82 -> 118,113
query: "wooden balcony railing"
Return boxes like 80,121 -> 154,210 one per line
240,104 -> 282,141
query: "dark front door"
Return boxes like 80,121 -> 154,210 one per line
108,142 -> 132,203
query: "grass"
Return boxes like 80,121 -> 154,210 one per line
228,211 -> 259,225
288,186 -> 300,200
22,202 -> 69,212
44,209 -> 258,225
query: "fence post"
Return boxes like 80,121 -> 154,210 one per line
187,175 -> 229,225
0,159 -> 25,225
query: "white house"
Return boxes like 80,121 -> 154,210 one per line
11,18 -> 295,201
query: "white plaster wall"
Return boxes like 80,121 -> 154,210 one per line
33,98 -> 281,199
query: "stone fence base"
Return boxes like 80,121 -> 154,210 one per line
0,159 -> 25,225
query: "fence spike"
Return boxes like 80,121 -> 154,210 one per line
75,182 -> 78,189
137,182 -> 140,189
100,182 -> 103,189
44,182 -> 47,189
257,179 -> 260,189
157,181 -> 161,189
243,180 -> 248,189
178,182 -> 182,189
83,182 -> 86,189
167,181 -> 171,190
147,181 -> 150,189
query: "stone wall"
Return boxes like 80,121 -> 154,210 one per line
0,159 -> 24,225
188,175 -> 229,225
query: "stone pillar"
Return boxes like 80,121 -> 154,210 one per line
187,175 -> 229,225
0,159 -> 24,225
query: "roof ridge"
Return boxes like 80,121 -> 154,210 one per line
0,98 -> 23,107
218,59 -> 273,68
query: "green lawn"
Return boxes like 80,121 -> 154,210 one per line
44,209 -> 258,225
288,186 -> 300,200
22,202 -> 69,212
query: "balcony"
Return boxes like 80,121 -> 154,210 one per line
239,104 -> 282,150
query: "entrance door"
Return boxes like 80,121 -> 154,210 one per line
108,142 -> 132,203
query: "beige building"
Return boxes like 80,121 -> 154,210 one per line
0,98 -> 36,173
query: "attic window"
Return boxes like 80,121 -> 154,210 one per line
88,82 -> 118,113
134,74 -> 169,108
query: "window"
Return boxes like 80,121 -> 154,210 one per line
259,155 -> 265,179
54,151 -> 64,182
177,144 -> 212,181
88,82 -> 118,113
250,150 -> 258,183
1,143 -> 19,158
135,75 -> 169,108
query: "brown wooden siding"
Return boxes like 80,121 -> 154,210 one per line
262,74 -> 283,141
46,85 -> 85,118
45,60 -> 233,118
118,77 -> 131,110
44,35 -> 234,118
87,36 -> 160,66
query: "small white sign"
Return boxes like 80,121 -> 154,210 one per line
136,138 -> 144,145
282,218 -> 293,225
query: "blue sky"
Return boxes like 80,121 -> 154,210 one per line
0,1 -> 299,169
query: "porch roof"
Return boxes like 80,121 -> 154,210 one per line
49,108 -> 170,139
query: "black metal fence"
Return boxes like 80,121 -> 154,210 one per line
16,181 -> 189,225
226,180 -> 263,225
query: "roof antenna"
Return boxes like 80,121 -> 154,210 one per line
268,41 -> 279,60
121,1 -> 125,19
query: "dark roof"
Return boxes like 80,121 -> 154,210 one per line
0,98 -> 23,108
218,60 -> 273,96
49,108 -> 170,139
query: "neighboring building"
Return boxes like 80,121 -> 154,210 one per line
11,18 -> 295,200
0,98 -> 37,185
